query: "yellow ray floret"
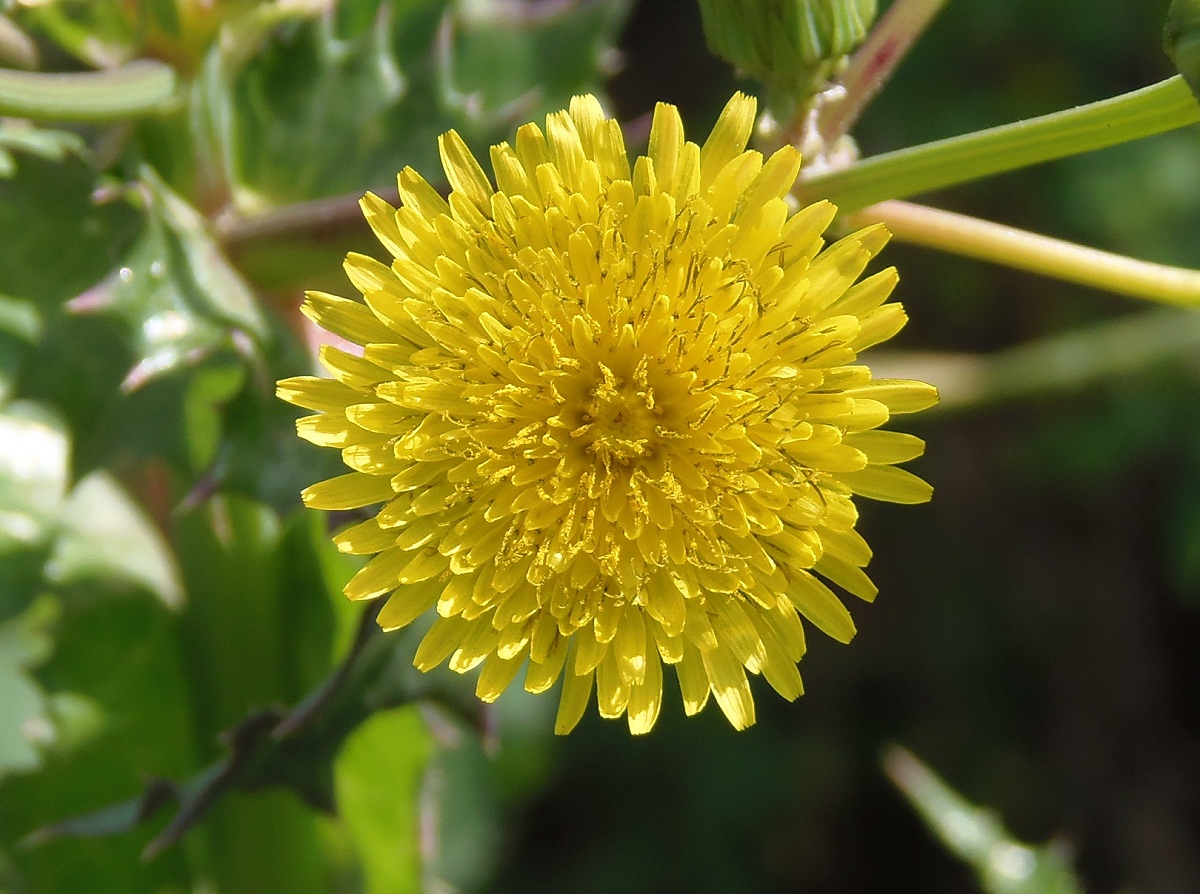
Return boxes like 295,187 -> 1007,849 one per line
278,92 -> 937,735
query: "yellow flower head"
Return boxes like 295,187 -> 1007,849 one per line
278,93 -> 937,735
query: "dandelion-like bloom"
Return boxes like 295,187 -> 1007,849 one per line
278,93 -> 936,735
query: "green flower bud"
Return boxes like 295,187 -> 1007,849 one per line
1165,0 -> 1200,98
699,0 -> 878,94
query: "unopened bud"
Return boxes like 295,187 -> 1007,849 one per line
699,0 -> 877,94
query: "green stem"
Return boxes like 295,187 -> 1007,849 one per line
869,308 -> 1200,411
0,60 -> 177,121
853,200 -> 1200,305
816,0 -> 952,147
800,76 -> 1200,211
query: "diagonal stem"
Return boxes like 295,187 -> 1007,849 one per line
852,200 -> 1200,306
817,0 -> 952,147
801,76 -> 1200,211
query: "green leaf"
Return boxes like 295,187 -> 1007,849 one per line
182,361 -> 247,473
231,0 -> 432,204
0,61 -> 178,122
884,746 -> 1084,894
0,295 -> 41,344
0,595 -> 58,780
48,472 -> 185,610
171,495 -> 340,894
334,706 -> 433,894
0,295 -> 41,405
16,0 -> 135,69
0,121 -> 86,175
0,154 -> 140,308
74,167 -> 266,392
0,594 -> 197,892
1166,0 -> 1200,98
227,0 -> 631,205
0,402 -> 69,555
450,0 -> 630,116
423,712 -> 504,893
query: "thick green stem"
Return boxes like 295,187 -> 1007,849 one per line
853,200 -> 1200,306
817,0 -> 951,147
800,76 -> 1200,211
0,60 -> 178,121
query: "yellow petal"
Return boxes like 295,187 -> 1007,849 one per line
301,290 -> 396,346
295,413 -> 356,448
676,641 -> 711,716
700,642 -> 756,731
614,607 -> 648,686
554,663 -> 594,735
648,101 -> 685,195
377,580 -> 439,630
476,652 -> 523,702
302,472 -> 393,511
397,166 -> 450,219
838,465 -> 934,504
848,379 -> 940,414
360,191 -> 406,259
699,92 -> 757,190
319,345 -> 391,389
842,430 -> 926,464
815,554 -> 879,603
345,546 -> 409,601
414,616 -> 470,671
785,572 -> 857,643
277,376 -> 360,413
626,651 -> 663,735
526,631 -> 568,694
333,518 -> 398,555
595,648 -> 629,719
438,129 -> 494,214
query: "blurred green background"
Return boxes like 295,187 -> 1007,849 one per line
0,1 -> 1197,892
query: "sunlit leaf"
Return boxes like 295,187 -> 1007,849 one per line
0,402 -> 69,556
48,471 -> 185,610
0,122 -> 85,178
0,595 -> 58,780
334,706 -> 432,894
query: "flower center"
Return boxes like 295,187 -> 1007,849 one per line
572,361 -> 663,467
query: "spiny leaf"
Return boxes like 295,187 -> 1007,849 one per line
70,167 -> 266,392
